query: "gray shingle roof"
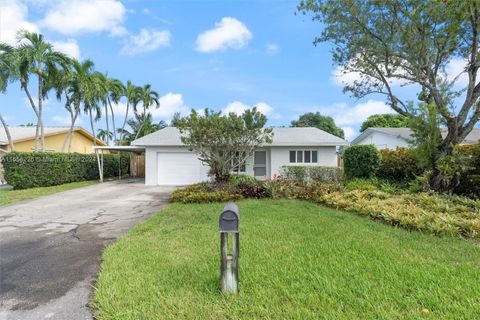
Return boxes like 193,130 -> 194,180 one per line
132,127 -> 348,147
352,127 -> 480,145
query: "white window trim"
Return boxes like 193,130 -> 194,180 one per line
289,149 -> 318,164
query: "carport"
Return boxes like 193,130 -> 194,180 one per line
93,146 -> 145,182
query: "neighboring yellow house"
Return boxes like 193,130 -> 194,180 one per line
0,126 -> 107,153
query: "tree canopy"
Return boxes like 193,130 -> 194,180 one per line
175,108 -> 273,182
360,114 -> 410,132
291,112 -> 344,138
298,0 -> 480,190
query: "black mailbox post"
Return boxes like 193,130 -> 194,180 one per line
219,203 -> 239,294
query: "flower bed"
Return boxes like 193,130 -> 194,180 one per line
171,176 -> 480,239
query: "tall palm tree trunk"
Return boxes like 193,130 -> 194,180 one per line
0,112 -> 14,151
120,102 -> 130,144
36,73 -> 45,152
67,112 -> 78,153
89,108 -> 97,146
104,104 -> 110,144
134,105 -> 147,140
62,105 -> 79,153
108,98 -> 117,145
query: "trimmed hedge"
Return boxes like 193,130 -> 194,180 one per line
280,166 -> 343,183
2,152 -> 129,189
344,145 -> 380,179
377,147 -> 421,181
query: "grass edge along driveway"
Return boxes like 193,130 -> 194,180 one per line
93,199 -> 480,319
0,181 -> 97,206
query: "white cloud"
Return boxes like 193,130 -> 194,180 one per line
222,101 -> 273,116
150,93 -> 189,119
341,126 -> 356,141
120,28 -> 171,56
40,0 -> 127,36
51,38 -> 80,59
0,0 -> 39,45
195,17 -> 252,53
320,99 -> 392,127
444,57 -> 469,87
52,115 -> 83,126
266,43 -> 279,54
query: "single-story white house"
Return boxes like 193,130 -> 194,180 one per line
131,127 -> 348,186
351,127 -> 480,150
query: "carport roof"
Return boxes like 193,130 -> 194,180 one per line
132,127 -> 348,147
93,146 -> 145,152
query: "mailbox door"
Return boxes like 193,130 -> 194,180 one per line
220,211 -> 239,232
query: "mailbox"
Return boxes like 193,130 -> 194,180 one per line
219,202 -> 240,294
219,203 -> 240,233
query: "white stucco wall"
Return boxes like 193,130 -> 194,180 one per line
270,146 -> 338,177
355,132 -> 409,150
145,145 -> 339,185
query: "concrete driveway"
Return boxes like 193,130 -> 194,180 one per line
0,179 -> 174,320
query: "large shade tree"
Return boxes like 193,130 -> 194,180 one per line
291,112 -> 344,138
175,108 -> 273,182
360,114 -> 410,132
298,0 -> 480,190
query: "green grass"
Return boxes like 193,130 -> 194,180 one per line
0,180 -> 97,206
93,200 -> 480,319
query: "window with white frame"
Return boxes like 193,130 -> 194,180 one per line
232,151 -> 246,173
289,150 -> 318,164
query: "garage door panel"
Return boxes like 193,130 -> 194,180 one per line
157,152 -> 208,185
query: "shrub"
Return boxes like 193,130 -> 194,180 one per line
237,183 -> 269,198
227,174 -> 263,187
280,166 -> 308,181
280,166 -> 343,183
2,152 -> 129,189
377,148 -> 420,181
318,190 -> 480,239
454,144 -> 480,198
343,145 -> 380,179
308,166 -> 343,183
171,183 -> 242,203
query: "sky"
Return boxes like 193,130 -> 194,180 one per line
0,0 -> 430,141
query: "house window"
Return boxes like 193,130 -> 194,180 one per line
289,150 -> 318,164
289,151 -> 296,163
232,151 -> 246,173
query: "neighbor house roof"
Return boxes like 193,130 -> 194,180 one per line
132,127 -> 349,147
351,127 -> 480,145
0,126 -> 107,146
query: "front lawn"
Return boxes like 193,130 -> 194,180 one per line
0,180 -> 97,206
93,200 -> 480,319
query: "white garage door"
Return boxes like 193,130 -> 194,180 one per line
157,152 -> 208,185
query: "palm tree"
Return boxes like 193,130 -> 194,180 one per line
84,72 -> 104,146
135,84 -> 160,139
54,58 -> 96,152
0,44 -> 15,151
16,31 -> 69,152
97,128 -> 113,143
118,112 -> 166,145
106,78 -> 125,145
119,81 -> 141,144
